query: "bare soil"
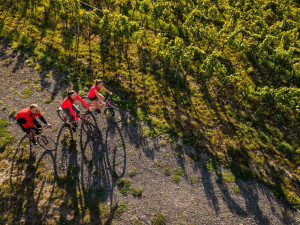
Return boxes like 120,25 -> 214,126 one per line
0,39 -> 299,225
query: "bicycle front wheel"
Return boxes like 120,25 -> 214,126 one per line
83,121 -> 100,138
38,135 -> 57,151
104,106 -> 123,123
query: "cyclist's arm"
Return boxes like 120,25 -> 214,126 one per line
76,95 -> 90,110
68,99 -> 79,120
100,84 -> 112,95
16,117 -> 27,127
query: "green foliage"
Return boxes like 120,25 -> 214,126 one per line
0,120 -> 15,151
131,187 -> 143,196
151,212 -> 166,225
164,164 -> 171,175
173,168 -> 183,176
114,201 -> 128,218
129,168 -> 137,177
172,175 -> 181,183
0,0 -> 299,209
23,88 -> 33,98
9,109 -> 16,117
117,178 -> 131,195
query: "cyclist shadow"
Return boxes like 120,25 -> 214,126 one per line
8,135 -> 58,223
101,120 -> 127,224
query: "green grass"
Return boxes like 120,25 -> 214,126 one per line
131,187 -> 143,196
44,98 -> 52,103
233,185 -> 241,195
23,88 -> 33,98
172,175 -> 181,183
34,78 -> 40,83
151,212 -> 166,225
129,168 -> 137,177
114,201 -> 128,219
8,109 -> 16,117
164,164 -> 171,175
190,176 -> 198,185
45,71 -> 52,78
116,178 -> 131,195
173,168 -> 183,176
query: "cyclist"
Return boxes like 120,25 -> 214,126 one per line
61,90 -> 90,132
88,79 -> 112,114
16,104 -> 51,145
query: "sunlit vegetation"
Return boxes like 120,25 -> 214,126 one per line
0,0 -> 299,209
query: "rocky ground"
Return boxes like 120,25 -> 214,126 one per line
0,39 -> 299,224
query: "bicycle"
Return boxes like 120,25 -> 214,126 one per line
29,125 -> 57,151
57,107 -> 100,138
82,94 -> 123,123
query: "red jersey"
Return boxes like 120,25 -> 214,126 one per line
16,107 -> 42,129
88,86 -> 100,98
61,94 -> 89,119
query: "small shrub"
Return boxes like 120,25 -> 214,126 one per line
9,109 -> 16,117
131,187 -> 143,196
278,142 -> 294,155
117,178 -> 131,195
130,149 -> 136,156
23,88 -> 33,98
174,143 -> 183,151
34,78 -> 40,83
205,158 -> 217,171
233,185 -> 240,194
173,168 -> 183,176
164,164 -> 171,175
45,98 -> 52,103
172,175 -> 181,183
151,212 -> 166,225
129,168 -> 137,177
114,201 -> 128,218
190,176 -> 198,185
23,79 -> 29,83
45,71 -> 52,77
155,160 -> 161,167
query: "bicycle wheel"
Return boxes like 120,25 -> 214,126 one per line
38,135 -> 57,151
104,106 -> 123,123
84,111 -> 98,127
57,108 -> 67,122
83,121 -> 100,138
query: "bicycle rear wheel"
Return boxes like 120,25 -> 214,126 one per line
83,121 -> 100,138
104,106 -> 123,123
38,135 -> 57,151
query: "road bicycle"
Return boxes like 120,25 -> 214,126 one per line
57,107 -> 100,138
29,125 -> 57,151
82,94 -> 123,123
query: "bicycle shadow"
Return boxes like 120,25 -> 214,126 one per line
8,134 -> 58,224
102,120 -> 127,224
46,117 -> 126,223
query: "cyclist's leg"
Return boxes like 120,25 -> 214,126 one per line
89,96 -> 98,112
72,105 -> 80,116
62,107 -> 74,128
97,93 -> 105,109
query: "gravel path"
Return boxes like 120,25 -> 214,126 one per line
0,39 -> 299,225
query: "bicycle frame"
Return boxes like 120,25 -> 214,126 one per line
94,94 -> 113,112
